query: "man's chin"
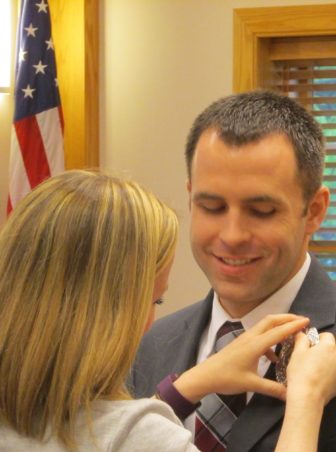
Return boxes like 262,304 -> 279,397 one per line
216,289 -> 265,317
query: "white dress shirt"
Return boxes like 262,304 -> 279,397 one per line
184,254 -> 311,435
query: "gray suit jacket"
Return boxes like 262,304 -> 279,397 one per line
131,256 -> 336,451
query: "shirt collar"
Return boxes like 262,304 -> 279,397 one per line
207,253 -> 311,349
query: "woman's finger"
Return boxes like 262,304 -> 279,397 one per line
292,331 -> 310,352
249,374 -> 287,401
250,314 -> 309,335
318,332 -> 336,345
264,348 -> 278,363
254,318 -> 310,352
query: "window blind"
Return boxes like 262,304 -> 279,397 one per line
272,58 -> 336,279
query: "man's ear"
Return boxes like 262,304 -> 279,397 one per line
305,186 -> 330,235
186,179 -> 192,210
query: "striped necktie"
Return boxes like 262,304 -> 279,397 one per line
195,321 -> 246,452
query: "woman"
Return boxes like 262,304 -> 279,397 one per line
0,170 -> 334,451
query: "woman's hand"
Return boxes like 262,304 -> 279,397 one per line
275,332 -> 336,452
173,314 -> 309,404
286,331 -> 336,407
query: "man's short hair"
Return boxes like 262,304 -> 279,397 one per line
185,90 -> 325,201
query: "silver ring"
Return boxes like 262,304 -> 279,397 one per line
305,327 -> 319,346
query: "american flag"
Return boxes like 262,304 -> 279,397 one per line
7,0 -> 64,214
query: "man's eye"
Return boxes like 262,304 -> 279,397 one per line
251,208 -> 276,218
199,204 -> 226,214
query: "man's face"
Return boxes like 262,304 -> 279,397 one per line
188,129 -> 327,318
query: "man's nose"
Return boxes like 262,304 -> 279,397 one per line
218,213 -> 251,247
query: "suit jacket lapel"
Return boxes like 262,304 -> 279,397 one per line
226,256 -> 336,452
288,255 -> 336,329
164,290 -> 214,374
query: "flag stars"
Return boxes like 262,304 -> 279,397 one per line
22,84 -> 36,99
24,23 -> 38,37
36,0 -> 48,13
45,38 -> 54,50
33,60 -> 48,74
19,48 -> 28,62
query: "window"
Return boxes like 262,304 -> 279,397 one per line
268,38 -> 336,279
234,5 -> 336,279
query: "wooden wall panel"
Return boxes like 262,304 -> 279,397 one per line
84,0 -> 99,167
49,0 -> 99,169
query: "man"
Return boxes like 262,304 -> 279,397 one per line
131,90 -> 336,451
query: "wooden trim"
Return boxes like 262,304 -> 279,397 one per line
84,0 -> 99,167
270,37 -> 336,61
233,5 -> 336,93
309,244 -> 336,253
49,0 -> 99,169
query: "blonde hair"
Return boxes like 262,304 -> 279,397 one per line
0,170 -> 178,448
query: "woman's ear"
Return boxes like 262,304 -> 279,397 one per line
305,186 -> 330,235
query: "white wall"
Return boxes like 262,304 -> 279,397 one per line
100,0 -> 336,318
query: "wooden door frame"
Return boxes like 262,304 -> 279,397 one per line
234,5 -> 336,93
